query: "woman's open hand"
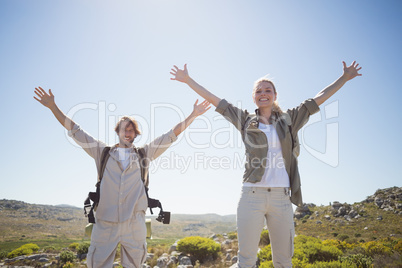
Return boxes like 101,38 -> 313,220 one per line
34,87 -> 55,109
170,64 -> 190,83
343,61 -> 362,81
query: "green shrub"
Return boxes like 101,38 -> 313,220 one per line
337,234 -> 349,241
77,242 -> 90,255
258,244 -> 272,262
43,246 -> 57,253
7,243 -> 39,258
60,250 -> 76,264
293,235 -> 343,264
62,262 -> 74,268
259,260 -> 274,268
177,236 -> 221,263
339,254 -> 373,268
227,232 -> 237,240
68,242 -> 80,251
0,250 -> 9,260
304,260 -> 351,267
259,230 -> 270,246
363,240 -> 392,256
394,240 -> 402,253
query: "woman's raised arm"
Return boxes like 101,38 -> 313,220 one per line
313,61 -> 362,106
170,64 -> 221,107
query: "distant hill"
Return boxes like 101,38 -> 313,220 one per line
0,199 -> 87,242
0,199 -> 236,243
0,186 -> 401,243
55,204 -> 79,208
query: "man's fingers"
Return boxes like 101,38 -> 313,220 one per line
49,89 -> 54,96
34,88 -> 42,95
34,91 -> 42,98
342,61 -> 347,69
38,87 -> 46,94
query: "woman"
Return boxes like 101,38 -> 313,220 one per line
170,61 -> 362,268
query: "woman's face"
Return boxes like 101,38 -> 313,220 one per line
253,81 -> 277,108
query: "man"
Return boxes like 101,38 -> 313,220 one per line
34,86 -> 211,268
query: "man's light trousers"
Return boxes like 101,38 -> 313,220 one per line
87,211 -> 147,268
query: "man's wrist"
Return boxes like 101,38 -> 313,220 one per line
48,103 -> 57,111
185,76 -> 194,85
189,111 -> 198,119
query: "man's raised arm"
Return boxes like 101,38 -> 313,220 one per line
34,87 -> 75,131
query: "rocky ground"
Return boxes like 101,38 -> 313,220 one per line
1,186 -> 401,267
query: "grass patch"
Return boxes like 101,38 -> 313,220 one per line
0,237 -> 90,253
146,238 -> 177,248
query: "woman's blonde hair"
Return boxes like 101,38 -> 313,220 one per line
252,78 -> 282,114
115,116 -> 142,136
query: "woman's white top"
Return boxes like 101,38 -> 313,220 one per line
243,122 -> 290,188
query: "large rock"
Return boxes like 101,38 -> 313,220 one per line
348,209 -> 358,218
179,256 -> 192,266
331,201 -> 342,210
232,255 -> 238,264
157,255 -> 169,268
294,204 -> 311,219
168,256 -> 178,266
145,253 -> 154,262
337,206 -> 347,217
168,242 -> 177,253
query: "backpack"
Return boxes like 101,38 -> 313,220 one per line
84,146 -> 170,224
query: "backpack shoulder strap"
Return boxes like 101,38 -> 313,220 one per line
84,146 -> 111,223
136,147 -> 149,187
97,146 -> 111,186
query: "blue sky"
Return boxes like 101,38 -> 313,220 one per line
1,0 -> 401,215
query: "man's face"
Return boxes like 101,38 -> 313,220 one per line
118,121 -> 136,147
